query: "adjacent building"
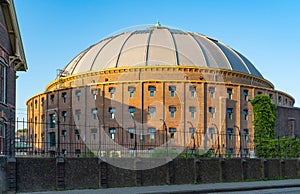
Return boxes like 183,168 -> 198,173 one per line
26,24 -> 298,157
0,0 -> 27,156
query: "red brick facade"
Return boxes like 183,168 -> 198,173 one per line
27,67 -> 295,157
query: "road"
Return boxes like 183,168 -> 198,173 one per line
18,179 -> 300,194
216,187 -> 300,193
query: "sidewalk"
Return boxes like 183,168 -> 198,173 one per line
19,179 -> 300,194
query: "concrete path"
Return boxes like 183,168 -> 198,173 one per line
19,179 -> 300,194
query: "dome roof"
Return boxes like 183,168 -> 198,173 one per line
59,25 -> 263,78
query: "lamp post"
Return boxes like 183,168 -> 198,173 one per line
234,125 -> 242,158
187,121 -> 196,156
160,119 -> 168,156
211,123 -> 221,158
53,110 -> 60,157
130,114 -> 137,157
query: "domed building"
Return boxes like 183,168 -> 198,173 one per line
27,24 -> 295,158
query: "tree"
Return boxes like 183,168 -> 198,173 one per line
250,94 -> 277,157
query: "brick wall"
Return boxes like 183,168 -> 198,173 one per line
276,106 -> 300,137
2,157 -> 298,193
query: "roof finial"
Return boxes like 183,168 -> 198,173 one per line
155,20 -> 161,27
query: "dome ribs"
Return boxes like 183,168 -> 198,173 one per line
145,29 -> 153,66
90,37 -> 115,71
115,31 -> 135,68
167,28 -> 180,66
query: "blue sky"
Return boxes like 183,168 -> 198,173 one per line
14,0 -> 300,118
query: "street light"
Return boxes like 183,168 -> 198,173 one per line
187,121 -> 196,156
130,113 -> 137,157
160,119 -> 168,156
234,125 -> 242,158
211,123 -> 221,158
53,110 -> 60,157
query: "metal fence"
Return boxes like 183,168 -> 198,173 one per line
2,119 -> 298,159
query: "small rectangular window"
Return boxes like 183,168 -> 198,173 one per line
209,128 -> 215,139
75,130 -> 80,141
169,128 -> 176,139
128,107 -> 136,117
227,88 -> 233,100
227,128 -> 233,140
92,108 -> 98,119
49,132 -> 55,147
209,87 -> 215,99
62,92 -> 67,103
243,109 -> 248,120
169,106 -> 176,118
0,64 -> 6,103
62,111 -> 67,122
109,108 -> 116,119
109,128 -> 116,139
128,128 -> 135,139
75,109 -> 81,120
109,87 -> 116,99
227,108 -> 233,119
91,89 -> 99,100
278,96 -> 282,104
128,86 -> 135,98
243,129 -> 249,141
62,130 -> 67,136
209,107 -> 215,118
76,90 -> 81,101
50,94 -> 55,103
189,86 -> 196,98
49,114 -> 56,128
189,106 -> 196,118
169,86 -> 176,97
243,90 -> 248,101
148,86 -> 156,97
148,106 -> 156,119
148,128 -> 156,139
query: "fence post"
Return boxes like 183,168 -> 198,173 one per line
99,159 -> 108,188
56,157 -> 65,190
7,157 -> 16,193
278,136 -> 281,159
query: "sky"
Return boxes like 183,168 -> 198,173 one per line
14,0 -> 300,119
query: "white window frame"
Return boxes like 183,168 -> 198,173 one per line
0,61 -> 7,104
